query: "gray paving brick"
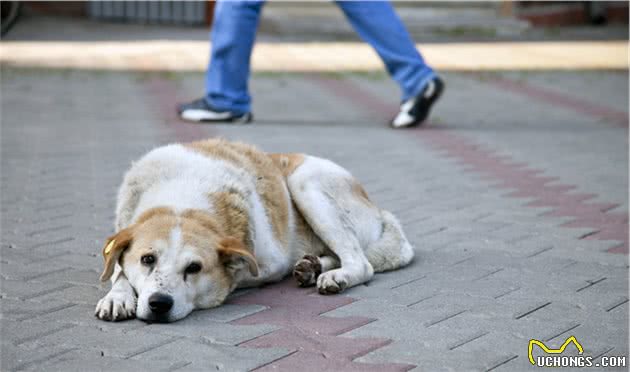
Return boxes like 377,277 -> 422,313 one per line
191,303 -> 269,323
144,308 -> 278,345
1,298 -> 75,321
0,260 -> 71,281
53,252 -> 102,272
1,341 -> 77,372
19,324 -> 177,359
130,338 -> 291,371
23,349 -> 177,372
24,267 -> 100,286
28,283 -> 102,305
0,278 -> 74,301
1,318 -> 75,346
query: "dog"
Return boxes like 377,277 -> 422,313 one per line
95,139 -> 414,322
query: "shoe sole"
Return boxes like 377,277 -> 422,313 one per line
181,110 -> 253,124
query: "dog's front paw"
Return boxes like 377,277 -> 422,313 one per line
293,255 -> 322,287
317,270 -> 347,295
95,290 -> 136,321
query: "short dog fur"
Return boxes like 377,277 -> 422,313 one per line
95,139 -> 414,322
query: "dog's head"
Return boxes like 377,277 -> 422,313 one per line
99,208 -> 258,323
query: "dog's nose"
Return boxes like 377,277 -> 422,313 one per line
148,293 -> 173,314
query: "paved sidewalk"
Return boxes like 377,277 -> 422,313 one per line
1,65 -> 628,371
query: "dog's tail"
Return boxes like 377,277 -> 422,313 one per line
365,210 -> 415,272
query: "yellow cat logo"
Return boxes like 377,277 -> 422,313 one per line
528,336 -> 584,365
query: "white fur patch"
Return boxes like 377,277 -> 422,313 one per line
122,144 -> 251,225
247,189 -> 291,282
170,225 -> 182,248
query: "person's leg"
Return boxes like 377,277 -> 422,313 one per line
336,1 -> 435,101
205,0 -> 265,114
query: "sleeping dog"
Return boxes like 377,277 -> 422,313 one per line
95,139 -> 414,322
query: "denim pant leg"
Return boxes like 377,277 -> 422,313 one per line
205,0 -> 265,114
336,1 -> 436,101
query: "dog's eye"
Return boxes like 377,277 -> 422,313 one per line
141,254 -> 156,265
185,262 -> 202,274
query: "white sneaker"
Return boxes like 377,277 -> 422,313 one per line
178,98 -> 253,123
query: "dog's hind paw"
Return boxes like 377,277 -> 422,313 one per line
95,291 -> 137,321
293,255 -> 322,287
317,270 -> 348,295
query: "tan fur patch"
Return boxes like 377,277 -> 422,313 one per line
176,211 -> 251,294
187,140 -> 247,168
179,211 -> 232,287
185,139 -> 290,248
210,190 -> 252,250
101,208 -> 178,281
135,207 -> 176,225
135,210 -> 178,241
100,227 -> 134,281
291,201 -> 315,248
181,209 -> 224,237
268,153 -> 305,178
135,208 -> 225,256
218,237 -> 259,276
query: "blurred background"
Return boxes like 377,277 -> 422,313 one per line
1,1 -> 626,123
2,1 -> 629,41
1,1 -> 628,71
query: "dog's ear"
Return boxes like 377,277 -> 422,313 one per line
99,226 -> 135,282
218,237 -> 259,277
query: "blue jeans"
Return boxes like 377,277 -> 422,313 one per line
205,0 -> 436,114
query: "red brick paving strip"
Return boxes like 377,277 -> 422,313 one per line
230,280 -> 414,372
421,130 -> 628,254
307,75 -> 628,254
143,77 -> 215,141
484,76 -> 629,128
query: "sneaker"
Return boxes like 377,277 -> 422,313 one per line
390,76 -> 444,129
178,98 -> 253,123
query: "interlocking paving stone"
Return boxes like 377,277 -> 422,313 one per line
1,341 -> 77,372
18,324 -> 177,359
0,278 -> 74,301
25,284 -> 104,306
0,260 -> 71,281
129,338 -> 291,371
2,319 -> 77,346
1,298 -> 75,322
23,349 -> 178,372
254,351 -> 414,372
144,309 -> 279,346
